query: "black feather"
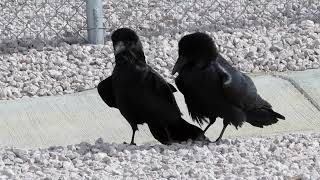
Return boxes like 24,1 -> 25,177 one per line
98,28 -> 206,145
97,76 -> 117,108
173,32 -> 285,141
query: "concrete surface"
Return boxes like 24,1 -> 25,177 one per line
284,69 -> 320,110
0,70 -> 320,148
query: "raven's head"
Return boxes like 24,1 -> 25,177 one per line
172,32 -> 218,75
111,28 -> 145,64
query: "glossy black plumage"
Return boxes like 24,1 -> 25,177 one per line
98,28 -> 206,145
172,32 -> 285,142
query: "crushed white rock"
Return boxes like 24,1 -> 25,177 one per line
0,22 -> 319,100
0,0 -> 319,100
0,133 -> 319,179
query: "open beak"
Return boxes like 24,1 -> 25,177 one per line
172,56 -> 187,75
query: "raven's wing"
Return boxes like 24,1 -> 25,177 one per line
145,66 -> 181,113
97,76 -> 118,108
215,55 -> 258,110
174,71 -> 209,126
215,55 -> 285,125
147,67 -> 177,93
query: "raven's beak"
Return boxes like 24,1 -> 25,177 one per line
114,41 -> 125,55
172,56 -> 187,75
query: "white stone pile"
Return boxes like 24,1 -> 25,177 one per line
1,22 -> 320,100
0,0 -> 319,100
0,133 -> 319,179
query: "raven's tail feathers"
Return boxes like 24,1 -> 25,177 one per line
246,108 -> 285,128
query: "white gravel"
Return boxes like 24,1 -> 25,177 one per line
0,22 -> 320,100
0,1 -> 319,179
0,0 -> 319,100
0,133 -> 319,179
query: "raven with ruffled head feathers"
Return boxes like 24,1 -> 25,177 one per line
172,32 -> 285,142
98,28 -> 207,145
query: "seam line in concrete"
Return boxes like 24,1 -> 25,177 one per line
272,74 -> 320,112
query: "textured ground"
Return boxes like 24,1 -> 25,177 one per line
0,1 -> 319,179
0,22 -> 319,100
0,134 -> 319,179
0,0 -> 319,100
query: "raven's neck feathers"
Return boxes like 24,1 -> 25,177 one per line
115,48 -> 146,68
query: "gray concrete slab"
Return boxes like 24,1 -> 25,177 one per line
0,74 -> 320,148
0,90 -> 155,148
284,69 -> 320,110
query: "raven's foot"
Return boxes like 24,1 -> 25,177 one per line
123,141 -> 136,146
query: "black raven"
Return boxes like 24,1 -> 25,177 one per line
172,32 -> 285,142
97,28 -> 206,145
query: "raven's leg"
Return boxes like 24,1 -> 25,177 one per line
215,121 -> 228,142
164,127 -> 173,145
130,128 -> 137,145
124,125 -> 137,145
203,117 -> 217,133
